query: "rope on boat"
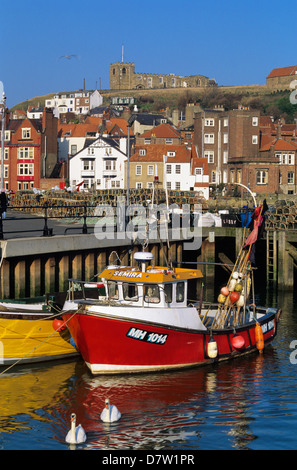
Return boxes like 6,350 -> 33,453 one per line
0,305 -> 84,376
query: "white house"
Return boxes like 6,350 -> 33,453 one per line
164,148 -> 209,199
45,90 -> 103,117
58,122 -> 100,160
69,136 -> 127,191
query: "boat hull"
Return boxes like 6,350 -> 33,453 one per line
63,306 -> 281,374
0,314 -> 79,365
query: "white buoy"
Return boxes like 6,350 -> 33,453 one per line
207,337 -> 218,359
100,398 -> 121,423
65,413 -> 87,444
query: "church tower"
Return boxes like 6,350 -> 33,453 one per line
110,62 -> 135,90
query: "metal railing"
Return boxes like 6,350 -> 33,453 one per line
0,202 -> 96,239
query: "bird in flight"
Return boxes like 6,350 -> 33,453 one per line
59,54 -> 79,60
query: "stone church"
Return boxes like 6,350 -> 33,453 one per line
110,62 -> 216,90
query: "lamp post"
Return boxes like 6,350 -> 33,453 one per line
1,91 -> 6,190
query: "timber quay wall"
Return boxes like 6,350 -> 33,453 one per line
0,223 -> 297,299
0,226 -> 241,300
1,191 -> 297,299
0,223 -> 296,301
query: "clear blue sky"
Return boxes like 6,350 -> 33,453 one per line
1,0 -> 296,108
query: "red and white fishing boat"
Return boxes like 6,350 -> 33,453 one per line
63,245 -> 282,375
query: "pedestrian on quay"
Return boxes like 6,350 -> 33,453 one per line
0,189 -> 7,219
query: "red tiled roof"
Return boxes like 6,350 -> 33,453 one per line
104,118 -> 129,135
58,122 -> 99,138
130,144 -> 191,163
267,65 -> 297,79
141,123 -> 180,139
260,137 -> 297,152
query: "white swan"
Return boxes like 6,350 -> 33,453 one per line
100,398 -> 121,423
65,413 -> 87,444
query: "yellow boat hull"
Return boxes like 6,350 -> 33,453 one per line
0,316 -> 79,365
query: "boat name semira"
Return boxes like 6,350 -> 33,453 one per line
112,271 -> 142,278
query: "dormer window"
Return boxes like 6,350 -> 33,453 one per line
139,149 -> 146,156
167,151 -> 175,157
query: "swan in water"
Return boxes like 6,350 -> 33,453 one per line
65,413 -> 87,444
100,398 -> 121,423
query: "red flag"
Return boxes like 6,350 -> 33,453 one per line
76,180 -> 84,191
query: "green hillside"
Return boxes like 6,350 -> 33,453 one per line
10,85 -> 297,123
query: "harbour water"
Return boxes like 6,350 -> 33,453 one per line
0,283 -> 297,451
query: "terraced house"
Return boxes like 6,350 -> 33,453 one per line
1,109 -> 58,191
128,144 -> 209,199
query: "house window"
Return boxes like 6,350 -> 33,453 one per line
17,163 -> 34,176
18,147 -> 34,159
139,149 -> 146,156
22,128 -> 31,139
252,117 -> 259,126
288,154 -> 295,165
175,182 -> 181,190
204,134 -> 214,144
136,165 -> 142,175
166,181 -> 171,189
205,118 -> 214,126
83,159 -> 94,171
252,135 -> 258,144
144,138 -> 151,144
4,148 -> 9,160
230,170 -> 235,183
105,159 -> 115,171
136,182 -> 142,189
4,165 -> 8,178
256,170 -> 268,185
195,168 -> 203,175
223,133 -> 228,144
147,182 -> 154,189
147,165 -> 154,176
175,165 -> 181,174
288,172 -> 294,184
166,164 -> 172,174
71,145 -> 77,155
237,169 -> 242,183
167,151 -> 175,157
223,151 -> 228,163
224,118 -> 228,127
211,171 -> 216,183
165,138 -> 173,145
205,151 -> 214,163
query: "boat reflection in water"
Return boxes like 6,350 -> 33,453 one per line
25,351 -> 274,450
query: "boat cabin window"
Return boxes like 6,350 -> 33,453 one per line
144,284 -> 160,304
164,284 -> 172,304
176,282 -> 185,303
123,283 -> 139,302
107,281 -> 119,300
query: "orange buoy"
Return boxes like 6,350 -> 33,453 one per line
220,286 -> 229,297
231,334 -> 245,350
255,323 -> 264,353
53,318 -> 66,332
